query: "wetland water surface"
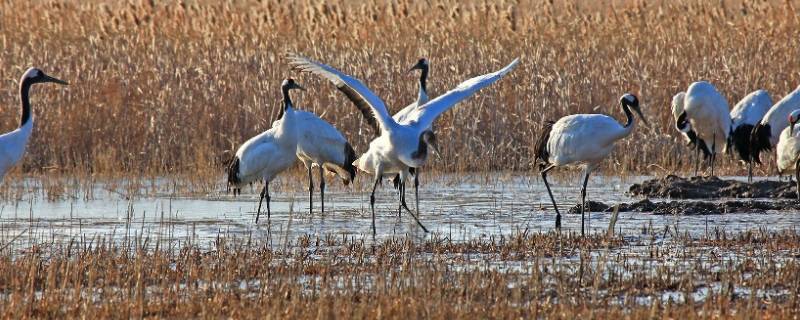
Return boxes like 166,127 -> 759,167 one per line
1,175 -> 798,248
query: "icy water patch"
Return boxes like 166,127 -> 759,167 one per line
0,174 -> 797,249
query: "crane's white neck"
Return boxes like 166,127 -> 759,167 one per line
417,65 -> 429,105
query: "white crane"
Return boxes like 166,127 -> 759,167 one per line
775,109 -> 800,199
0,68 -> 68,181
671,91 -> 711,176
227,78 -> 305,223
729,89 -> 772,181
751,85 -> 800,166
535,94 -> 647,236
675,81 -> 731,176
391,58 -> 441,216
290,110 -> 357,214
288,53 -> 519,236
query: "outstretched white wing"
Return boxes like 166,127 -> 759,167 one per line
287,54 -> 395,134
410,58 -> 519,130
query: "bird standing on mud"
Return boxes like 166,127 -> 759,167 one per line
728,89 -> 771,182
671,91 -> 711,176
750,85 -> 800,172
227,78 -> 306,223
0,68 -> 68,181
536,94 -> 648,236
674,81 -> 731,177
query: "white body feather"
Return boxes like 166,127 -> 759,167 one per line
292,110 -> 353,182
0,119 -> 33,180
232,108 -> 298,185
730,89 -> 771,128
683,81 -> 731,153
776,123 -> 800,174
760,85 -> 800,146
546,113 -> 634,169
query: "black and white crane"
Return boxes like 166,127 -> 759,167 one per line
536,94 -> 647,235
0,68 -> 68,181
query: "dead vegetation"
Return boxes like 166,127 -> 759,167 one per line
0,0 -> 798,184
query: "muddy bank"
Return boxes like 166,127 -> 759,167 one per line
567,198 -> 800,215
627,175 -> 797,199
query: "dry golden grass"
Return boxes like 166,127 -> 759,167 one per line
0,229 -> 798,318
0,0 -> 798,183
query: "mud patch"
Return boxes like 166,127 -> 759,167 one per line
627,175 -> 797,199
568,198 -> 800,215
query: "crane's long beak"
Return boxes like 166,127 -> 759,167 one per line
634,108 -> 649,127
408,62 -> 424,73
44,74 -> 69,85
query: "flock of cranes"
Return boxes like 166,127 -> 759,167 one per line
4,58 -> 800,237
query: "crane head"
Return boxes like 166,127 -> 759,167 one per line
408,58 -> 429,73
621,93 -> 649,127
788,109 -> 800,135
281,78 -> 305,91
22,68 -> 68,86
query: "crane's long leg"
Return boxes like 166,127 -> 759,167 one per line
694,143 -> 700,177
541,164 -> 561,230
396,180 -> 428,233
255,182 -> 270,224
748,158 -> 753,183
319,166 -> 325,214
307,166 -> 314,214
370,174 -> 381,238
580,168 -> 592,237
710,133 -> 716,177
414,168 -> 421,218
795,158 -> 800,200
397,177 -> 404,218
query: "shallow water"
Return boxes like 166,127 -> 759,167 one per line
1,174 -> 798,249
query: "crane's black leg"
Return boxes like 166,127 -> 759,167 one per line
370,175 -> 380,238
307,166 -> 314,214
397,177 -> 404,218
256,180 -> 269,224
414,169 -> 421,217
580,169 -> 591,237
693,143 -> 699,177
319,166 -> 325,214
710,133 -> 716,177
541,164 -> 561,230
748,158 -> 753,183
795,158 -> 800,200
397,183 -> 429,233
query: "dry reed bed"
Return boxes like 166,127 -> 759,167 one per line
0,0 -> 798,183
0,229 -> 798,318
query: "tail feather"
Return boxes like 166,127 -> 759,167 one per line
226,156 -> 241,195
730,124 -> 756,163
750,122 -> 773,164
534,121 -> 555,170
341,142 -> 357,184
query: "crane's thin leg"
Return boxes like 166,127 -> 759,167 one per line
694,143 -> 700,177
748,158 -> 753,183
541,164 -> 561,230
397,177 -> 404,218
370,175 -> 380,238
795,158 -> 800,200
580,168 -> 591,237
255,182 -> 271,224
414,169 -> 421,218
711,133 -> 716,177
319,166 -> 325,214
397,178 -> 428,233
307,166 -> 314,214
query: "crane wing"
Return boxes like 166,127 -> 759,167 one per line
392,102 -> 421,125
410,58 -> 519,130
287,54 -> 395,134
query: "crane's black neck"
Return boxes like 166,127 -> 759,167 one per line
411,133 -> 429,160
621,101 -> 634,128
282,86 -> 293,111
419,65 -> 428,94
19,77 -> 34,127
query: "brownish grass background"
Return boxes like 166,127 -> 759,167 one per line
0,0 -> 798,181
